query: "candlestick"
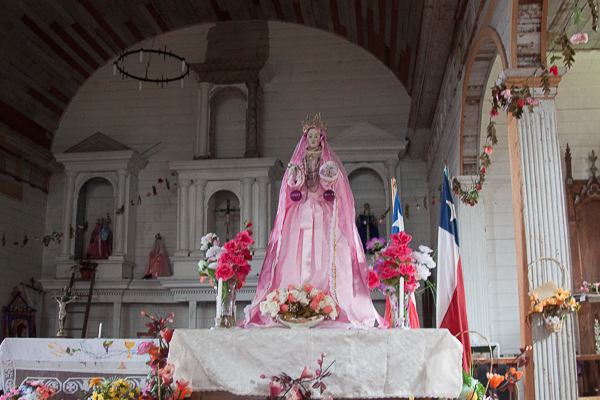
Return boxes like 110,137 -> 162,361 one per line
216,278 -> 223,318
98,322 -> 102,338
399,277 -> 405,328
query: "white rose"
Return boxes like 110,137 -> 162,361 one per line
418,245 -> 433,254
207,261 -> 218,270
266,301 -> 280,317
310,288 -> 321,297
206,246 -> 224,260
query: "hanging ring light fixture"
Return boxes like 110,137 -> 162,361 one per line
113,47 -> 190,90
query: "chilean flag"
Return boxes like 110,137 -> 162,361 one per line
385,179 -> 420,328
436,170 -> 471,371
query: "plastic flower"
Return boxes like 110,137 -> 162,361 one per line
549,65 -> 559,76
501,89 -> 512,100
490,107 -> 499,117
161,328 -> 173,343
367,270 -> 381,290
269,380 -> 285,397
300,366 -> 315,379
570,32 -> 589,45
160,364 -> 175,382
486,372 -> 504,388
484,146 -> 493,155
215,264 -> 235,280
89,378 -> 103,388
137,341 -> 154,355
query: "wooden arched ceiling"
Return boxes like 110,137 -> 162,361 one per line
0,0 -> 425,151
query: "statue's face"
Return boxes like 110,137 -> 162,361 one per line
306,128 -> 321,150
364,203 -> 370,211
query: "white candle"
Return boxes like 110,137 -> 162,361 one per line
98,323 -> 102,338
216,278 -> 223,318
399,277 -> 405,327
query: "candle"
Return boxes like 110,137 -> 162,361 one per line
216,278 -> 223,318
182,60 -> 185,72
399,277 -> 405,328
98,322 -> 102,338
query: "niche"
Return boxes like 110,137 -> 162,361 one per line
209,87 -> 247,159
349,168 -> 387,239
74,177 -> 115,260
207,190 -> 241,244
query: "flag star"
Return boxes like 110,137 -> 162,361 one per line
392,209 -> 404,231
446,200 -> 457,222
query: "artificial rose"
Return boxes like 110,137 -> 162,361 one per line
236,230 -> 254,246
160,364 -> 175,382
269,380 -> 285,397
384,244 -> 413,262
137,341 -> 154,355
484,146 -> 493,155
367,270 -> 381,290
285,384 -> 301,400
549,65 -> 559,76
390,232 -> 412,247
490,107 -> 499,117
215,264 -> 235,280
223,239 -> 240,253
232,255 -> 246,266
380,264 -> 401,280
300,366 -> 315,379
570,32 -> 589,45
161,327 -> 173,343
218,252 -> 233,264
517,99 -> 524,107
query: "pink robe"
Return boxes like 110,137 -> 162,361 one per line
144,240 -> 170,278
243,126 -> 387,329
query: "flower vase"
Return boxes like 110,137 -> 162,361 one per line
389,284 -> 410,329
215,281 -> 237,328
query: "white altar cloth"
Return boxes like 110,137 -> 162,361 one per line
170,328 -> 463,399
0,338 -> 154,400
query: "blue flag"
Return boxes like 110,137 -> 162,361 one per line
391,178 -> 404,234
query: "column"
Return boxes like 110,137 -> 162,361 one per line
188,184 -> 196,252
188,300 -> 197,329
241,177 -> 254,229
384,159 -> 400,236
60,170 -> 77,258
244,78 -> 261,158
195,82 -> 212,159
193,179 -> 208,253
516,99 -> 577,400
113,169 -> 128,256
455,176 -> 491,342
257,176 -> 270,250
177,179 -> 191,256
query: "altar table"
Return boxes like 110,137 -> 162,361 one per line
170,328 -> 463,399
0,338 -> 154,400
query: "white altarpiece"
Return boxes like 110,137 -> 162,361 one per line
329,122 -> 408,237
54,133 -> 147,279
168,158 -> 283,279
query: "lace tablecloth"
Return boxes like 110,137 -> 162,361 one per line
170,328 -> 463,399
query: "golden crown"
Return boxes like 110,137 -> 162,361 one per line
302,113 -> 327,133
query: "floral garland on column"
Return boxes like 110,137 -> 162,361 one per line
452,0 -> 598,206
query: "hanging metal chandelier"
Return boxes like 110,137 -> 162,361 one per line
113,47 -> 190,90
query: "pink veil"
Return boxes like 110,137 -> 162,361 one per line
243,125 -> 387,329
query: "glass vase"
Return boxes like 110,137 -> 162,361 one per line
215,281 -> 237,328
388,284 -> 410,329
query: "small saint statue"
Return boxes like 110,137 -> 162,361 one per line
215,199 -> 240,241
54,286 -> 78,337
356,203 -> 379,252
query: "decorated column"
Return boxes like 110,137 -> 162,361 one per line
257,176 -> 270,250
177,179 -> 191,256
193,179 -> 208,254
195,82 -> 212,159
188,184 -> 196,253
455,175 -> 491,341
59,170 -> 78,258
112,168 -> 128,256
515,98 -> 577,400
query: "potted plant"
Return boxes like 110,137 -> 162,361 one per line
71,258 -> 98,280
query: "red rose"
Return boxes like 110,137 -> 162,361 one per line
549,65 -> 558,76
236,230 -> 254,246
390,232 -> 412,247
367,270 -> 380,290
517,99 -> 525,107
215,263 -> 235,280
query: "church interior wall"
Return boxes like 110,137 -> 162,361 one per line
39,21 -> 418,335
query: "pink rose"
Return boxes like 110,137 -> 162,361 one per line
236,230 -> 254,246
380,264 -> 401,280
484,146 -> 493,155
367,270 -> 380,290
490,108 -> 499,118
390,232 -> 412,247
300,366 -> 315,379
570,32 -> 589,45
215,264 -> 235,280
269,380 -> 285,397
160,364 -> 175,382
137,341 -> 154,355
161,327 -> 173,343
323,306 -> 333,314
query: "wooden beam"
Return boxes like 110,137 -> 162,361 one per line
506,113 -> 535,400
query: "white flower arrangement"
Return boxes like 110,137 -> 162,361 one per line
411,245 -> 436,281
319,161 -> 339,188
198,233 -> 222,274
545,315 -> 561,326
260,284 -> 339,321
200,233 -> 219,251
286,163 -> 305,188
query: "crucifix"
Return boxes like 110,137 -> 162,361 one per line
215,199 -> 240,241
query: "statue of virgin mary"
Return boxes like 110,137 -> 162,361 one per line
243,115 -> 387,329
